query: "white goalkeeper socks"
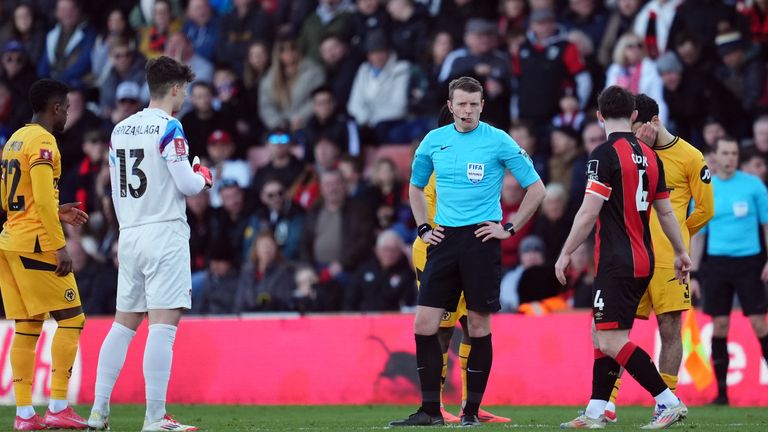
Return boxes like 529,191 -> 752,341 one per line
93,322 -> 136,415
144,324 -> 177,422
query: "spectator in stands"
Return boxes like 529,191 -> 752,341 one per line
501,173 -> 534,270
243,178 -> 305,259
300,169 -> 375,287
369,158 -> 406,232
129,0 -> 183,28
347,30 -> 411,143
164,31 -> 213,84
419,31 -> 454,113
581,120 -> 604,156
241,40 -> 271,143
59,87 -> 101,175
92,8 -> 136,87
605,32 -> 667,123
275,0 -> 317,37
703,117 -> 727,149
547,125 -> 587,206
299,0 -> 354,62
497,0 -> 528,36
216,0 -> 274,75
509,122 -> 547,181
292,264 -> 342,312
181,81 -> 232,158
206,130 -> 251,208
209,180 -> 251,263
439,18 -> 511,130
532,183 -> 573,265
598,0 -> 642,67
183,0 -> 219,62
259,34 -> 326,132
633,0 -> 681,59
741,147 -> 768,184
293,137 -> 343,209
499,235 -> 547,312
1,3 -> 46,64
740,0 -> 768,61
751,115 -> 768,159
99,39 -> 146,117
138,0 -> 182,60
37,0 -> 97,88
338,154 -> 373,202
551,90 -> 585,131
302,86 -> 361,163
0,41 -> 35,133
561,0 -> 608,50
714,31 -> 766,115
432,0 -> 498,44
105,81 -> 143,133
515,9 -> 591,135
70,239 -> 117,315
387,0 -> 430,62
236,230 -> 297,312
318,34 -> 360,108
0,83 -> 20,145
213,66 -> 249,151
344,229 -> 416,311
667,0 -> 737,58
186,190 -> 211,274
349,0 -> 389,59
194,239 -> 241,314
61,129 -> 107,214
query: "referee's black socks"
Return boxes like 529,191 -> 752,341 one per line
415,333 -> 442,416
464,334 -> 493,417
711,336 -> 729,398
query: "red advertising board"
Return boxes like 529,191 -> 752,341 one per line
0,312 -> 766,406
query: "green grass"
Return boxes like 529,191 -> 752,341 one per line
1,405 -> 767,431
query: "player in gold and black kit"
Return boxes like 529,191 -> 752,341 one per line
410,106 -> 509,423
603,94 -> 714,422
0,79 -> 89,430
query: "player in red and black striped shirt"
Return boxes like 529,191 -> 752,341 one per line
555,86 -> 691,429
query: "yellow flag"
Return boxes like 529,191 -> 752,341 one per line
681,308 -> 714,391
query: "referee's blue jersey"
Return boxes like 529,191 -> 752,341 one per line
702,170 -> 768,257
410,121 -> 540,227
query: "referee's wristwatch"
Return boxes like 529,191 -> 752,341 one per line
503,222 -> 516,237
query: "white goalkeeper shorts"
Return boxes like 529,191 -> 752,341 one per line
116,220 -> 192,312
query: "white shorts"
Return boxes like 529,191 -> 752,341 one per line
116,220 -> 192,312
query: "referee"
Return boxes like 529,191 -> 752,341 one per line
389,76 -> 545,427
690,136 -> 768,406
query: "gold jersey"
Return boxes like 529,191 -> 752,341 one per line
649,137 -> 714,268
0,124 -> 65,253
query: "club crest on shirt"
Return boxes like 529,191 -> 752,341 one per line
467,163 -> 485,183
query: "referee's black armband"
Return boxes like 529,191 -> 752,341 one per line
417,223 -> 432,238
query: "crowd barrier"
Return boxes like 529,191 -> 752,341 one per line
0,312 -> 766,406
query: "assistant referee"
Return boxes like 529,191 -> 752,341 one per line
690,136 -> 768,406
390,77 -> 545,427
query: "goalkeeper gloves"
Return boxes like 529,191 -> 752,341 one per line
192,156 -> 213,190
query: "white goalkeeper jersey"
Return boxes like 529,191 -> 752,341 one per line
109,107 -> 192,230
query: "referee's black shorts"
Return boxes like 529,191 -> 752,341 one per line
418,224 -> 501,313
703,255 -> 768,317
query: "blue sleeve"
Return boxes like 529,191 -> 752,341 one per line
410,134 -> 434,188
498,131 -> 540,188
754,178 -> 768,224
160,118 -> 189,161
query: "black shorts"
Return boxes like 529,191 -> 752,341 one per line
703,255 -> 768,317
418,224 -> 501,313
593,274 -> 651,330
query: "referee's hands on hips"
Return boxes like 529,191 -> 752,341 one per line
421,225 -> 445,245
474,221 -> 512,242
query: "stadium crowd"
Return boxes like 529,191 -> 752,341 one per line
0,0 -> 767,316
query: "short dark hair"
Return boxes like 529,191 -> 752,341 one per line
29,79 -> 70,113
448,76 -> 483,100
146,56 -> 195,99
189,80 -> 214,95
597,85 -> 635,120
714,136 -> 739,152
83,128 -> 107,143
339,154 -> 364,174
634,93 -> 659,124
740,147 -> 766,165
311,85 -> 334,99
438,104 -> 453,127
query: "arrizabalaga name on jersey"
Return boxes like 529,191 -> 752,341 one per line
112,124 -> 162,136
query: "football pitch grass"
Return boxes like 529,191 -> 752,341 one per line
1,405 -> 767,431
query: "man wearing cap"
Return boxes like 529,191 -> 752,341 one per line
205,129 -> 250,208
248,130 -> 306,207
439,18 -> 511,130
1,41 -> 36,122
515,9 -> 591,133
103,82 -> 143,134
714,31 -> 766,114
347,29 -> 411,143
